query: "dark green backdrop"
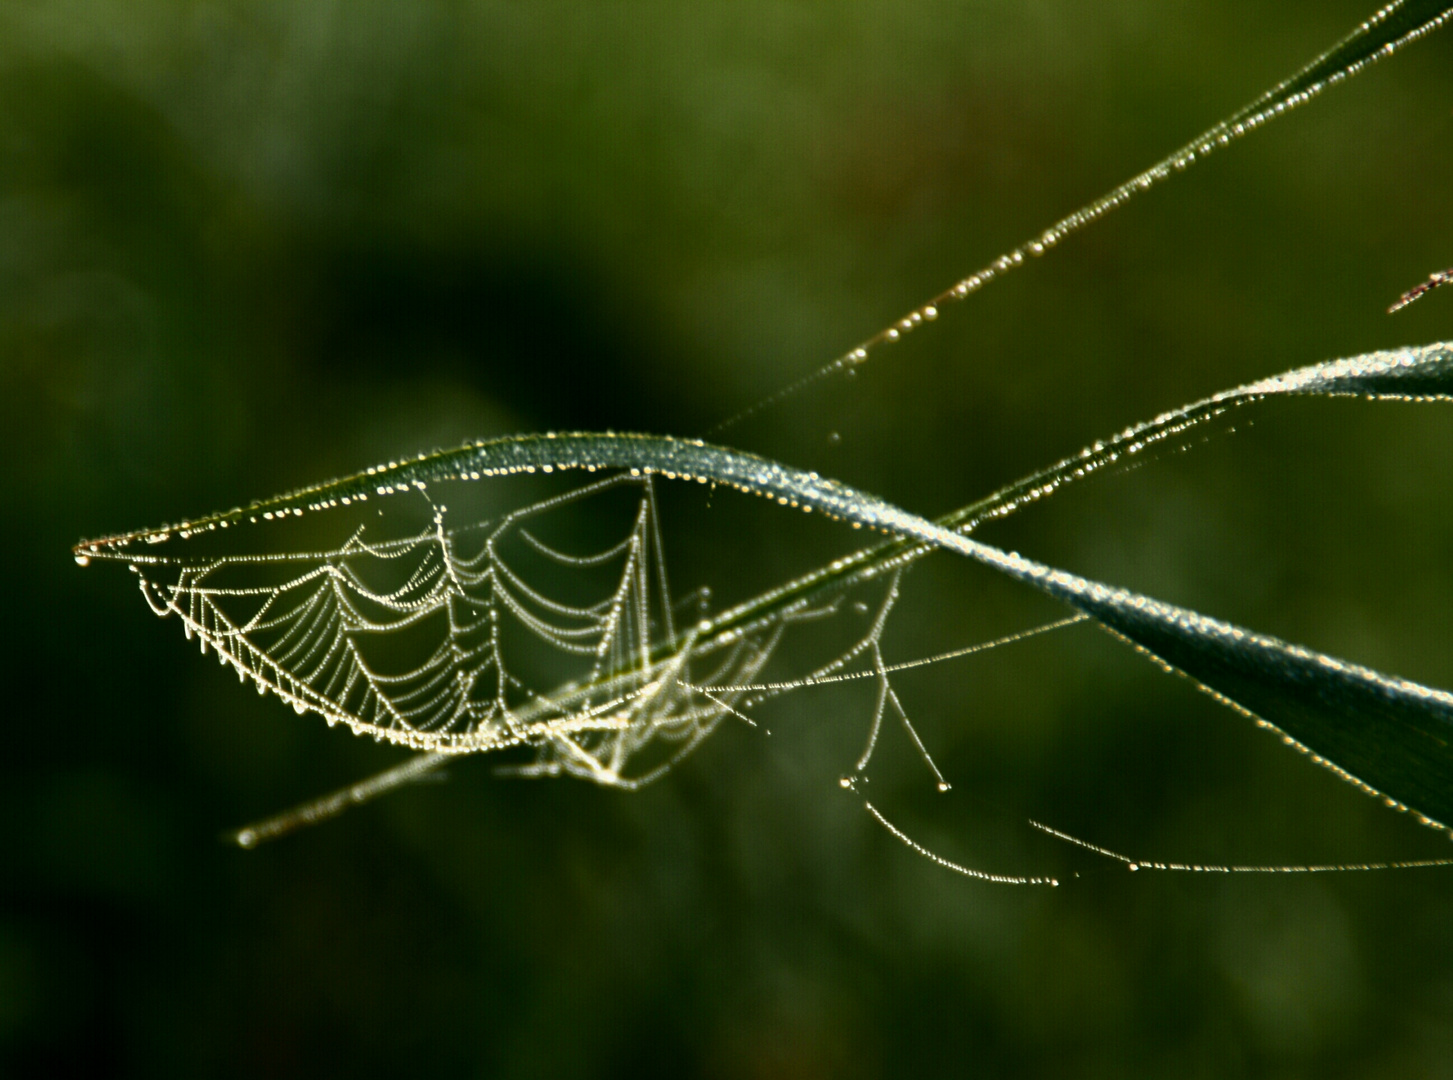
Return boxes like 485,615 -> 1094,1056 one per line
4,2 -> 1453,1076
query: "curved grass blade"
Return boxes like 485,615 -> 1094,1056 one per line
77,342 -> 1453,837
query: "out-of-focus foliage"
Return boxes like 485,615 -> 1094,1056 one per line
4,2 -> 1453,1076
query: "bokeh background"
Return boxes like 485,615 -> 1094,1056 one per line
4,1 -> 1453,1076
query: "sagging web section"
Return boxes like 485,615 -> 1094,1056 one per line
132,474 -> 751,787
124,471 -> 977,791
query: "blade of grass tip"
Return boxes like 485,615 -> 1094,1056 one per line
1390,269 -> 1453,313
710,0 -> 1453,434
228,753 -> 451,848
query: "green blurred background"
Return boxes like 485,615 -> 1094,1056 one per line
4,1 -> 1453,1076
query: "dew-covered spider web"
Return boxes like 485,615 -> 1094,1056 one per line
108,468 -> 1067,816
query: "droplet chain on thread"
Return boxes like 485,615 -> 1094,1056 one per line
709,0 -> 1453,434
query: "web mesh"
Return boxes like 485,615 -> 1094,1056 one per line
113,472 -> 914,789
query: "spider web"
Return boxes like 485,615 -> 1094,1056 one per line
95,447 -> 1453,876
112,471 -> 940,790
